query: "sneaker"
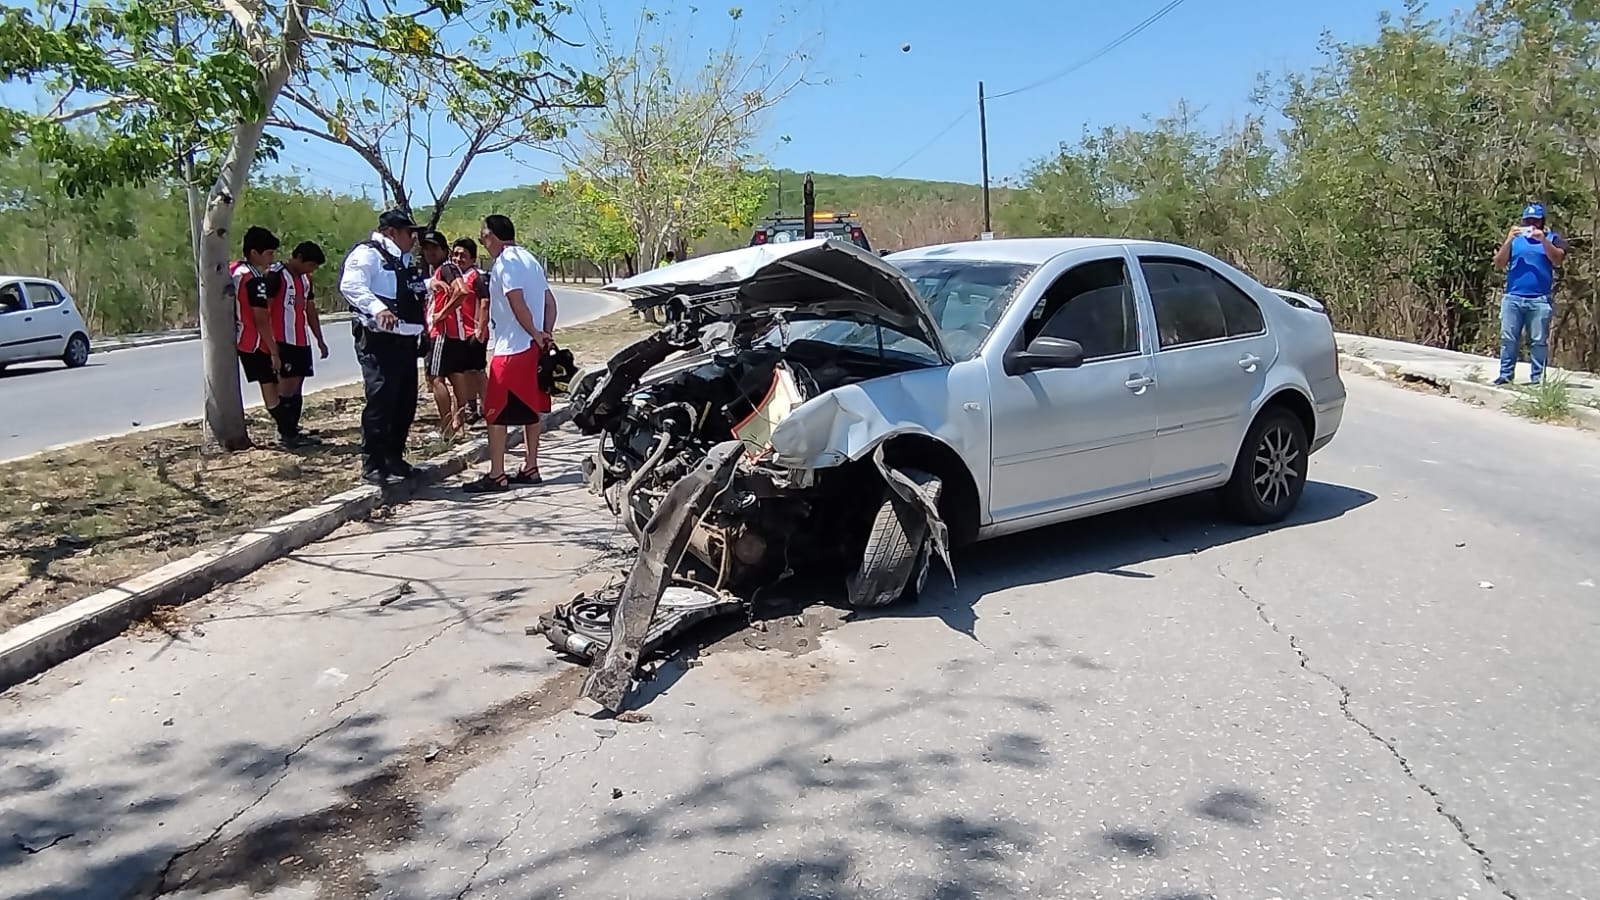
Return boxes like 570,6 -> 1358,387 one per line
388,458 -> 418,479
1491,377 -> 1511,386
362,467 -> 394,486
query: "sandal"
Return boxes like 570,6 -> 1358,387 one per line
463,472 -> 510,493
510,467 -> 543,486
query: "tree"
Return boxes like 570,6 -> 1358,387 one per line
560,5 -> 813,268
269,5 -> 603,227
999,0 -> 1600,370
1,0 -> 589,449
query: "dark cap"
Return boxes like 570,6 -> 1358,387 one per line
378,209 -> 418,230
419,230 -> 448,248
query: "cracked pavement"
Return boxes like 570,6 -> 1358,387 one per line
3,377 -> 1599,899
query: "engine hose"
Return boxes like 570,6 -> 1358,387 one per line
622,429 -> 675,541
650,401 -> 701,434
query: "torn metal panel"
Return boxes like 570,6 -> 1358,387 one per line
582,440 -> 746,711
872,444 -> 955,588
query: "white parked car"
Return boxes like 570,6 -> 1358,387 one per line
0,276 -> 92,371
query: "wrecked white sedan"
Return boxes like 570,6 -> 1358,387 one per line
541,237 -> 1345,709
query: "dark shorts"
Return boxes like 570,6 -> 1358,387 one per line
238,349 -> 277,384
426,336 -> 482,378
278,343 -> 314,379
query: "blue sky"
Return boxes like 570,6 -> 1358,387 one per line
6,0 -> 1449,201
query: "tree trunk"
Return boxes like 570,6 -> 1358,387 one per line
198,121 -> 272,450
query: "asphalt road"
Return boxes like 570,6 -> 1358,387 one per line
0,286 -> 622,461
3,376 -> 1599,899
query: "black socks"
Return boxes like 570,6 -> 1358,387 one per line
269,395 -> 304,438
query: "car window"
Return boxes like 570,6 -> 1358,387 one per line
0,284 -> 25,314
1022,257 -> 1140,361
23,282 -> 63,308
1139,258 -> 1264,348
892,259 -> 1037,361
764,319 -> 944,367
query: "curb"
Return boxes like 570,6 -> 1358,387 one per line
91,314 -> 356,354
0,403 -> 577,691
1338,353 -> 1600,431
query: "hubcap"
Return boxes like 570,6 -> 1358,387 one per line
70,339 -> 87,364
1252,426 -> 1301,507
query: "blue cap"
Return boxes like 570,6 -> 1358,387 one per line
1521,203 -> 1546,221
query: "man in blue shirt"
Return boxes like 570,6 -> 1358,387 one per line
1491,202 -> 1567,385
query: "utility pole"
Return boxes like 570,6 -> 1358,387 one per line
802,173 -> 815,239
978,81 -> 993,238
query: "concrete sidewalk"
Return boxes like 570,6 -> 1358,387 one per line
1337,331 -> 1600,429
0,429 -> 636,899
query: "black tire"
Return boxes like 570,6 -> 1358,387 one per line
846,468 -> 943,608
1220,406 -> 1308,525
63,333 -> 90,368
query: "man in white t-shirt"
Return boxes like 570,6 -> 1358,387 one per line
464,213 -> 559,493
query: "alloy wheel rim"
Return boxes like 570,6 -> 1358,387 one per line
1252,426 -> 1301,507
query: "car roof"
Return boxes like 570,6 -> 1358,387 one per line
886,236 -> 1190,266
0,275 -> 66,288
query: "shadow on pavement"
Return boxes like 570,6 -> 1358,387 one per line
871,480 -> 1379,641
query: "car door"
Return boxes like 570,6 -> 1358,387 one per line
987,251 -> 1158,521
21,281 -> 72,358
0,282 -> 34,364
1135,255 -> 1276,489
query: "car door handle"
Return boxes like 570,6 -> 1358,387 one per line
1125,374 -> 1155,394
1238,354 -> 1261,372
22,316 -> 31,322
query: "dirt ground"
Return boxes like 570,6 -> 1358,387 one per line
0,310 -> 655,632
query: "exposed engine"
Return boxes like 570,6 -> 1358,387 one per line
571,310 -> 922,595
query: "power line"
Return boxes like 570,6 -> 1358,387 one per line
988,0 -> 1191,101
884,108 -> 973,178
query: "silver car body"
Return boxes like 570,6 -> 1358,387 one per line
599,236 -> 1345,543
0,275 -> 92,367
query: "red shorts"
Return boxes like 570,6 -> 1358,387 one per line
484,346 -> 550,426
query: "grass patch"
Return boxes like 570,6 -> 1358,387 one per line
1506,374 -> 1574,422
0,310 -> 654,633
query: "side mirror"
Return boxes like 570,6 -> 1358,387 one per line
1003,336 -> 1086,376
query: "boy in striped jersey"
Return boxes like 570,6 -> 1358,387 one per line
231,226 -> 292,444
273,241 -> 330,444
420,231 -> 483,437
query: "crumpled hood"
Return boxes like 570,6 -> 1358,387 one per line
604,239 -> 949,363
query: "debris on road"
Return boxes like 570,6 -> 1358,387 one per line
373,581 -> 414,606
1479,581 -> 1495,589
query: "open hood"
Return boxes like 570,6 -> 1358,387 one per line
605,239 -> 949,363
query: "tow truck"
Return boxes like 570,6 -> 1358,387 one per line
749,211 -> 873,252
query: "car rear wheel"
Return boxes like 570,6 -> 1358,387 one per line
846,468 -> 942,608
63,333 -> 90,368
1220,407 -> 1308,525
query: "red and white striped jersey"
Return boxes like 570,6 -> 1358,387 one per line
231,260 -> 281,353
273,268 -> 314,346
429,262 -> 471,340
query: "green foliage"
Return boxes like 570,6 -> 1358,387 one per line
1001,0 -> 1600,371
0,148 -> 376,334
561,5 -> 814,267
1507,374 -> 1575,421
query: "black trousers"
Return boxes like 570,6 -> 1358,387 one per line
353,325 -> 420,470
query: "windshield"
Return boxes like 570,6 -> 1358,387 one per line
756,318 -> 943,367
890,258 -> 1037,360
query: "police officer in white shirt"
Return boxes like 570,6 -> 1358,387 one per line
338,209 -> 429,484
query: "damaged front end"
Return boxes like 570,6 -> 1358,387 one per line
535,240 -> 960,710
